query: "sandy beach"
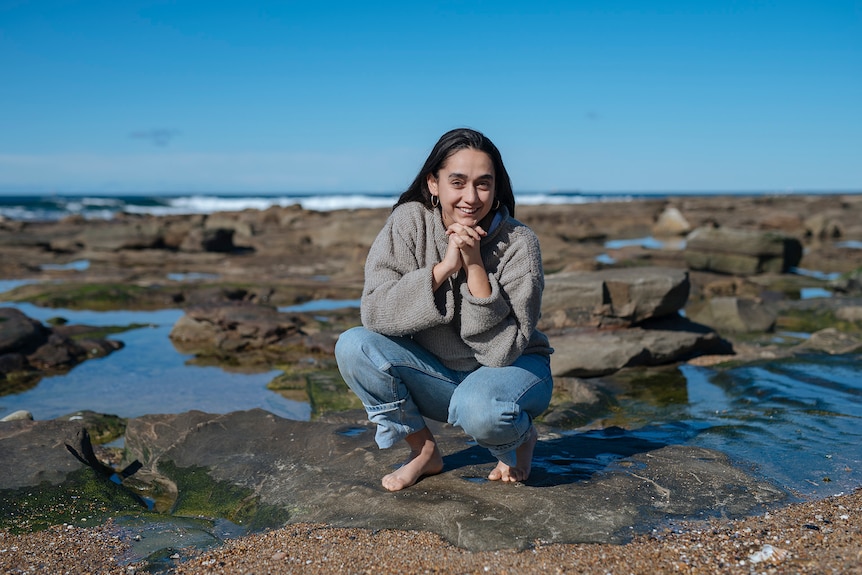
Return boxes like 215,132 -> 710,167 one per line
2,487 -> 859,574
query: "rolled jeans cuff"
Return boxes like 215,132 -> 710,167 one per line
365,398 -> 426,449
485,425 -> 532,467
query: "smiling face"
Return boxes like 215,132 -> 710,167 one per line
427,148 -> 496,229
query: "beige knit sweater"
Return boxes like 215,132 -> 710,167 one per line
361,202 -> 553,371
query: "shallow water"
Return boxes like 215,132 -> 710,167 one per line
0,303 -> 309,421
1,301 -> 860,500
595,357 -> 862,498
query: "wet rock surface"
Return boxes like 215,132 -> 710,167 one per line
1,409 -> 787,551
0,307 -> 124,393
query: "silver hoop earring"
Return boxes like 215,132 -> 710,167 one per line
494,199 -> 500,210
430,195 -> 439,208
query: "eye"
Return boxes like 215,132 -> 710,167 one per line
477,181 -> 491,190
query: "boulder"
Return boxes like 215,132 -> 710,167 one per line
684,226 -> 803,275
0,410 -> 33,422
652,206 -> 691,236
179,227 -> 236,253
0,308 -> 124,386
548,316 -> 732,378
836,306 -> 862,323
79,220 -> 165,251
541,267 -> 690,329
541,377 -> 615,427
831,271 -> 862,296
161,218 -> 200,250
204,213 -> 255,239
794,328 -> 862,355
169,302 -> 306,359
804,212 -> 843,240
0,418 -> 90,489
686,297 -> 777,333
759,211 -> 804,234
0,307 -> 48,354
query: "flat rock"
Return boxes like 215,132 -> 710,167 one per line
169,302 -> 305,354
549,315 -> 732,378
541,267 -> 690,329
120,409 -> 785,551
684,226 -> 803,275
0,418 -> 88,489
686,296 -> 778,333
794,328 -> 862,355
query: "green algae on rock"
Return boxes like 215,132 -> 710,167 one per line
158,461 -> 292,532
0,467 -> 145,533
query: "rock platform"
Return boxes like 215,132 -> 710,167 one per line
1,409 -> 787,551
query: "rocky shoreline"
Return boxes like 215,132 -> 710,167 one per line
2,193 -> 862,572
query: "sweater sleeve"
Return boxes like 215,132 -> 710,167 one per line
360,208 -> 455,335
458,229 -> 545,367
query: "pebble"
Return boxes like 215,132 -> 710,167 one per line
1,490 -> 861,574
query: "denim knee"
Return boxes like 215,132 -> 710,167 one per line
449,398 -> 526,449
334,327 -> 429,448
334,326 -> 364,368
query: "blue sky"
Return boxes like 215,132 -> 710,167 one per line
1,1 -> 860,194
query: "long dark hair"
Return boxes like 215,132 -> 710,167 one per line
394,128 -> 516,217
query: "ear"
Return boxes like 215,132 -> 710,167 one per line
426,173 -> 438,196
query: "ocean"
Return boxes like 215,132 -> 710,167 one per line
1,191 -> 680,221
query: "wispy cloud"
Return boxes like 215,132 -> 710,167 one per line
129,129 -> 181,147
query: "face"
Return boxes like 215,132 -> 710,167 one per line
427,148 -> 496,229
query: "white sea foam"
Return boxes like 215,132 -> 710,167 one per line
0,191 -> 639,221
120,194 -> 399,216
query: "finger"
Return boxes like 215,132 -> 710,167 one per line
459,227 -> 482,241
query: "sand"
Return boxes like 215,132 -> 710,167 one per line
2,488 -> 859,574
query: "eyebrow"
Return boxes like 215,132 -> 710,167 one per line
447,172 -> 494,180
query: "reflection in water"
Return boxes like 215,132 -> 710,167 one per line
166,272 -> 220,281
40,259 -> 90,271
789,267 -> 842,281
279,299 -> 361,312
800,287 -> 833,299
0,279 -> 38,294
596,357 -> 862,497
604,236 -> 686,250
0,303 -> 310,421
597,235 -> 686,265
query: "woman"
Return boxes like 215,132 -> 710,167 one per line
335,128 -> 553,492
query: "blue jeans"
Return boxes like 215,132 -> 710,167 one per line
334,326 -> 553,467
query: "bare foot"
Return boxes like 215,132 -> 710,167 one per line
488,426 -> 538,483
381,427 -> 444,492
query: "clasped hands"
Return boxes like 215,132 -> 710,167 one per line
432,223 -> 491,297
